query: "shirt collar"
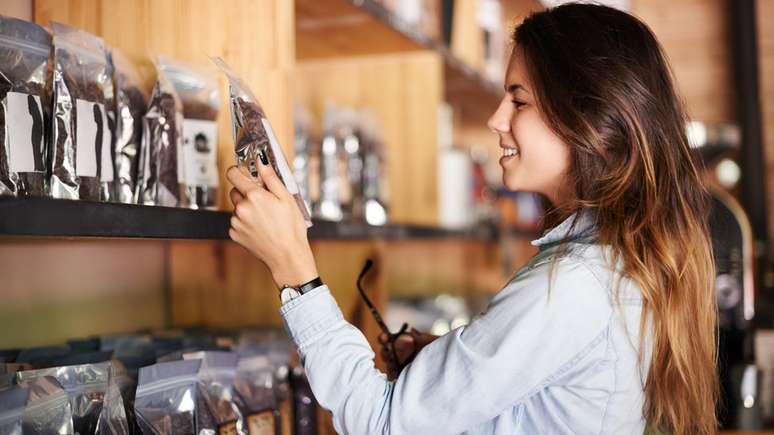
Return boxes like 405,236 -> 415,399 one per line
530,209 -> 597,249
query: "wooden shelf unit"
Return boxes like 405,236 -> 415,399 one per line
295,0 -> 503,126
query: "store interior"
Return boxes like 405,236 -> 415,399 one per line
1,0 -> 774,433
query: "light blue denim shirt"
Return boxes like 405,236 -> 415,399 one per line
280,212 -> 652,434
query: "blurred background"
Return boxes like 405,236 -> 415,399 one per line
0,0 -> 773,433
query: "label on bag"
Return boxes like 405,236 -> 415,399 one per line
218,420 -> 238,435
75,98 -> 113,181
7,91 -> 45,173
246,411 -> 275,435
182,119 -> 219,187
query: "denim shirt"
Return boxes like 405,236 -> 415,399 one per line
280,212 -> 652,434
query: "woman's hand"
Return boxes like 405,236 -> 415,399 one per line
378,329 -> 439,380
226,161 -> 319,288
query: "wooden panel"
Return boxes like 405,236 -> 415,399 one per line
296,0 -> 424,59
295,52 -> 442,226
383,237 -> 536,299
0,0 -> 32,20
501,0 -> 544,31
631,0 -> 734,123
758,0 -> 774,242
0,239 -> 166,347
451,0 -> 483,72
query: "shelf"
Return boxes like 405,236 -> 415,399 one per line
0,198 -> 536,241
295,0 -> 502,125
0,198 -> 230,240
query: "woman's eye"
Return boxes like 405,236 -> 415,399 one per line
512,100 -> 527,109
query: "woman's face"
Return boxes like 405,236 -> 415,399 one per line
487,48 -> 572,206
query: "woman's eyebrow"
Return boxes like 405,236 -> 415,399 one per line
505,83 -> 528,94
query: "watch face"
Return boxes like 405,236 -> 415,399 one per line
280,287 -> 301,304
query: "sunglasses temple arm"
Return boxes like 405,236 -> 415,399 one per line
357,259 -> 393,335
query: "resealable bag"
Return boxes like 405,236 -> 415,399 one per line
134,359 -> 201,434
158,56 -> 219,210
137,58 -> 183,207
17,376 -> 74,435
183,351 -> 242,435
16,361 -> 129,435
212,57 -> 312,226
50,22 -> 114,201
233,356 -> 278,435
0,15 -> 51,197
0,385 -> 28,435
111,50 -> 147,204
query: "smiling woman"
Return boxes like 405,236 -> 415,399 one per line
227,3 -> 718,434
489,49 -> 574,208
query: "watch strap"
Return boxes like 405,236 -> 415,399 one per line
298,276 -> 323,294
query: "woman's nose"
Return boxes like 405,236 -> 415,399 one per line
487,96 -> 513,134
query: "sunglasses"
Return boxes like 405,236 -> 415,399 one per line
357,259 -> 415,373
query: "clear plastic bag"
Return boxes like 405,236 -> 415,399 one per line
182,351 -> 242,435
157,56 -> 220,210
16,361 -> 129,435
110,50 -> 147,204
50,22 -> 115,201
233,356 -> 278,435
211,57 -> 312,227
108,360 -> 138,435
0,15 -> 51,198
135,359 -> 201,434
0,384 -> 28,435
18,376 -> 74,435
100,363 -> 130,435
137,57 -> 183,207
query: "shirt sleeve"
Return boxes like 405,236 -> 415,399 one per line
279,257 -> 613,435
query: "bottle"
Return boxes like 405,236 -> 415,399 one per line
360,110 -> 388,226
316,104 -> 343,222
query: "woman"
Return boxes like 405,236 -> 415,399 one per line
226,3 -> 718,434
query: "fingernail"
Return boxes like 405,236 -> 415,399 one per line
258,149 -> 269,165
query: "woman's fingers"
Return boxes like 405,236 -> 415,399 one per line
229,187 -> 245,206
256,154 -> 291,200
226,165 -> 257,196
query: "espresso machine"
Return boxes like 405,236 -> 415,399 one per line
689,121 -> 759,428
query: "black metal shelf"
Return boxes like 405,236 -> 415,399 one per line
0,198 -> 531,241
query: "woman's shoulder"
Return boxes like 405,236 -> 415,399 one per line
497,242 -> 642,311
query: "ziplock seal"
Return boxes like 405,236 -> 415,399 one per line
0,34 -> 49,56
23,390 -> 69,415
135,374 -> 198,398
53,37 -> 106,65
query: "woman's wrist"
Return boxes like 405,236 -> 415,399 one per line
270,250 -> 319,288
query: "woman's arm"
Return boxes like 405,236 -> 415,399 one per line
227,160 -> 613,434
280,258 -> 613,434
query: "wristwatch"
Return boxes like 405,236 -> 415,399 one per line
279,276 -> 324,304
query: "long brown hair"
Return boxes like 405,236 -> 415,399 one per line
514,4 -> 718,434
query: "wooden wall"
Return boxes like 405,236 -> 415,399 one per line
0,239 -> 166,348
294,52 -> 443,226
631,0 -> 734,123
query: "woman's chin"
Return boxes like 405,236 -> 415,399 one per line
502,175 -> 522,192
